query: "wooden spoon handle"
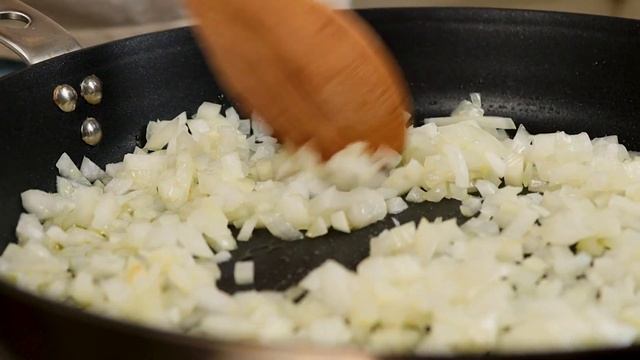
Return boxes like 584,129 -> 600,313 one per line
185,0 -> 411,159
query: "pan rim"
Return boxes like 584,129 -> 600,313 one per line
2,5 -> 639,83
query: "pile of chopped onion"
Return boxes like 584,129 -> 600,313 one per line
3,94 -> 640,355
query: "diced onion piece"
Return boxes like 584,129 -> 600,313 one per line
188,205 -> 236,251
177,223 -> 214,258
238,119 -> 251,135
237,217 -> 257,242
443,144 -> 469,188
196,102 -> 222,120
405,186 -> 427,203
370,222 -> 416,256
505,153 -> 524,186
485,152 -> 506,178
330,211 -> 350,233
474,180 -> 498,198
386,197 -> 409,215
90,194 -> 120,231
234,261 -> 254,285
261,214 -> 303,241
21,190 -> 74,220
15,213 -> 44,244
56,153 -> 90,185
225,107 -> 241,122
213,251 -> 232,264
479,116 -> 516,130
307,218 -> 329,238
346,189 -> 387,229
460,197 -> 482,217
80,157 -> 107,182
56,176 -> 77,197
104,178 -> 133,195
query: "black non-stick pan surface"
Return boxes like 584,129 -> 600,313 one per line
1,7 -> 640,360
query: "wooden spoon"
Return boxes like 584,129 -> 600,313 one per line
184,0 -> 411,159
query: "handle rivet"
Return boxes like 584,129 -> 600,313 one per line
81,117 -> 102,145
80,75 -> 102,105
53,84 -> 77,112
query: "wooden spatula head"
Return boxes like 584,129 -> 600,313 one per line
185,0 -> 411,159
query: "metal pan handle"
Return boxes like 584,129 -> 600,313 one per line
0,0 -> 80,65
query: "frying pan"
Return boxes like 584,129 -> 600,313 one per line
0,0 -> 640,359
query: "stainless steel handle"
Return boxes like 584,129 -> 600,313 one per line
0,0 -> 80,65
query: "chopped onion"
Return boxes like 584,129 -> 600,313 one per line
213,251 -> 232,264
443,144 -> 469,188
56,153 -> 90,185
307,218 -> 329,238
5,94 -> 640,356
330,211 -> 350,233
386,197 -> 409,215
80,157 -> 107,182
234,261 -> 254,285
405,186 -> 427,203
237,217 -> 257,242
